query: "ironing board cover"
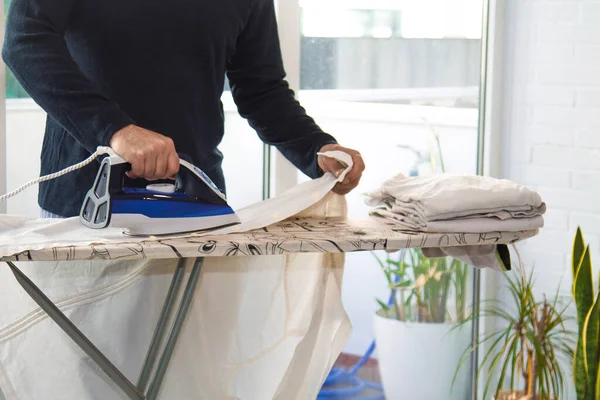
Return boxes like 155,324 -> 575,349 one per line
2,216 -> 539,262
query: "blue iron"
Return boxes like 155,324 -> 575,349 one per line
79,150 -> 240,236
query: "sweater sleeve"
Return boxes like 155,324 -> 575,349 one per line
225,0 -> 337,179
2,0 -> 135,154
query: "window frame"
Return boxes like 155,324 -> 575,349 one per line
0,3 -> 6,215
269,0 -> 302,197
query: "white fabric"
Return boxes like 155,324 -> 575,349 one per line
0,151 -> 353,258
0,193 -> 351,400
365,172 -> 546,233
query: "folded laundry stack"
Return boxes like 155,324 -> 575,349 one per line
365,173 -> 546,233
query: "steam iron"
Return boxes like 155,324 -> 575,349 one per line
79,150 -> 241,236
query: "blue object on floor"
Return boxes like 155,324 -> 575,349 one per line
317,339 -> 384,399
317,250 -> 405,399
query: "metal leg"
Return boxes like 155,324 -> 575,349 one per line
137,259 -> 186,392
6,261 -> 144,400
6,257 -> 204,400
146,258 -> 203,400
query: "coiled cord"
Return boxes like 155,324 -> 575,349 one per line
0,146 -> 114,203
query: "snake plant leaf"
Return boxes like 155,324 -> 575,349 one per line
573,227 -> 585,295
596,362 -> 600,400
575,246 -> 594,336
574,245 -> 594,400
583,290 -> 600,399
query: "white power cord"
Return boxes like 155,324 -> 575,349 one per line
0,146 -> 115,203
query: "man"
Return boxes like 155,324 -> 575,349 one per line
2,0 -> 364,218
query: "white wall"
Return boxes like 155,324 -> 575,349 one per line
496,0 -> 600,397
501,0 -> 600,296
5,100 -> 45,216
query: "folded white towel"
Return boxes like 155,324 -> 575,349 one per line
365,173 -> 546,233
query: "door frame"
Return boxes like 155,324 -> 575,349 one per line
0,2 -> 6,215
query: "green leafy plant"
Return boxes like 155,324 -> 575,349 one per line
454,263 -> 576,400
571,227 -> 599,400
371,117 -> 469,323
374,249 -> 469,323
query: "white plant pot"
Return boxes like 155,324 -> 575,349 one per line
373,310 -> 471,400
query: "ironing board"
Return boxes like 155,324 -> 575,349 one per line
0,216 -> 539,400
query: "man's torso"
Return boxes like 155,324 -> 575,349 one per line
40,0 -> 255,216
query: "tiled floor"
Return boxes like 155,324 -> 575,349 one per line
319,353 -> 384,399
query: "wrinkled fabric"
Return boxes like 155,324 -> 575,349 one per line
365,172 -> 546,233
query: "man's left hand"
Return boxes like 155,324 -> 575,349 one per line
318,144 -> 365,195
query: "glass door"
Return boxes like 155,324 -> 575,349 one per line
297,0 -> 486,398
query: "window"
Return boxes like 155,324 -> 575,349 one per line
296,1 -> 486,397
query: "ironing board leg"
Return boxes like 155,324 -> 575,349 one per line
6,261 -> 145,400
6,258 -> 203,400
146,257 -> 203,400
137,259 -> 187,392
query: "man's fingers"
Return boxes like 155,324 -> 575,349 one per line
332,179 -> 360,195
143,153 -> 157,181
319,144 -> 365,195
154,153 -> 168,180
320,157 -> 344,175
346,154 -> 365,182
166,151 -> 180,179
332,184 -> 353,195
128,156 -> 145,179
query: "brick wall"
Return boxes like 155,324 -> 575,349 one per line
501,0 -> 600,296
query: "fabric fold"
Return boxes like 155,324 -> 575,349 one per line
365,172 -> 546,233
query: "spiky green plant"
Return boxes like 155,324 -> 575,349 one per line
453,264 -> 576,400
572,226 -> 599,400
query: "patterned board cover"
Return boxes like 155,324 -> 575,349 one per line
1,216 -> 538,262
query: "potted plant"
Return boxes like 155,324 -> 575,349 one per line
373,248 -> 471,399
371,120 -> 473,399
453,261 -> 576,400
571,226 -> 599,400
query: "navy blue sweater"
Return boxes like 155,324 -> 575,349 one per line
2,0 -> 337,217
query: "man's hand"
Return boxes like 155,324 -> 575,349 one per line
109,125 -> 180,180
318,143 -> 365,195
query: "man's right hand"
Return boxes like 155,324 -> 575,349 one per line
109,124 -> 180,181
